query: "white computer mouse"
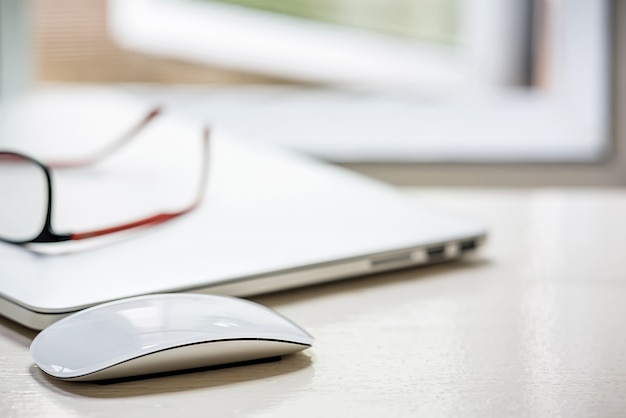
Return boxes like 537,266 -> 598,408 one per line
30,293 -> 314,381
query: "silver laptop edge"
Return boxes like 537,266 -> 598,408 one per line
3,236 -> 485,330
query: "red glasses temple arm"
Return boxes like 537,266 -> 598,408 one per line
69,127 -> 211,241
47,108 -> 162,169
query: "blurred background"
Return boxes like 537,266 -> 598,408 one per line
0,0 -> 621,186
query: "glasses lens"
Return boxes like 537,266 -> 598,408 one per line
0,154 -> 49,243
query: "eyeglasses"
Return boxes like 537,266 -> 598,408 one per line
0,108 -> 210,245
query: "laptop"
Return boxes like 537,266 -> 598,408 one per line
0,90 -> 486,330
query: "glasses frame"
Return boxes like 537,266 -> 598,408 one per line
0,108 -> 210,245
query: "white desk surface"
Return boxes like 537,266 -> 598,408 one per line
2,188 -> 626,417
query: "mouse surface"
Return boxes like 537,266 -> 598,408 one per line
30,293 -> 314,381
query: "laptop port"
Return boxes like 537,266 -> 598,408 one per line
459,240 -> 477,251
371,252 -> 413,267
426,245 -> 446,262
